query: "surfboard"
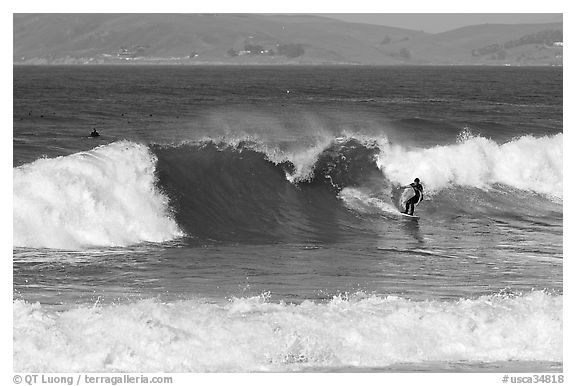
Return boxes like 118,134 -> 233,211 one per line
400,213 -> 419,219
399,186 -> 422,208
400,187 -> 416,206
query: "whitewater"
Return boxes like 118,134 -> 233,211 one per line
13,141 -> 182,249
14,291 -> 561,372
13,65 -> 563,373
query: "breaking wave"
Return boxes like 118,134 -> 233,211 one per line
376,132 -> 562,197
13,132 -> 562,249
13,141 -> 182,249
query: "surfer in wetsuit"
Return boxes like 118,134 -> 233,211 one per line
401,178 -> 423,216
90,128 -> 100,137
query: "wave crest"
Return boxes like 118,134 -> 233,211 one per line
13,141 -> 182,249
376,133 -> 563,197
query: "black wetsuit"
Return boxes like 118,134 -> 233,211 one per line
404,182 -> 423,215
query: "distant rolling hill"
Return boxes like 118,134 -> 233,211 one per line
377,22 -> 563,65
13,14 -> 562,66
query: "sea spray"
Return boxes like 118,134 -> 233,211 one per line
13,141 -> 182,249
189,132 -> 563,197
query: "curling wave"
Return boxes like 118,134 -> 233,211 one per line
13,132 -> 562,249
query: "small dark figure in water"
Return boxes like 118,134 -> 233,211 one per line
401,178 -> 424,215
90,128 -> 100,137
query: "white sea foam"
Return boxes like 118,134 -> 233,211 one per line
282,140 -> 334,183
250,136 -> 334,183
376,133 -> 563,198
13,291 -> 562,372
338,187 -> 399,216
240,131 -> 562,198
275,132 -> 385,184
13,141 -> 183,249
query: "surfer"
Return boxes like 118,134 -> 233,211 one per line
90,128 -> 100,138
401,178 -> 423,216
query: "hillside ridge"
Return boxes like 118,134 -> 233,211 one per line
13,14 -> 563,66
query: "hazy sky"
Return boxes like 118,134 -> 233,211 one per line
320,13 -> 562,33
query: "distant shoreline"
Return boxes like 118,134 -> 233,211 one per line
14,15 -> 562,68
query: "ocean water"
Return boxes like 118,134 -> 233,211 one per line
13,65 -> 563,372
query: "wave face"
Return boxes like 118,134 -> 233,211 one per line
13,133 -> 562,249
13,291 -> 562,372
151,138 -> 382,243
13,141 -> 182,249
